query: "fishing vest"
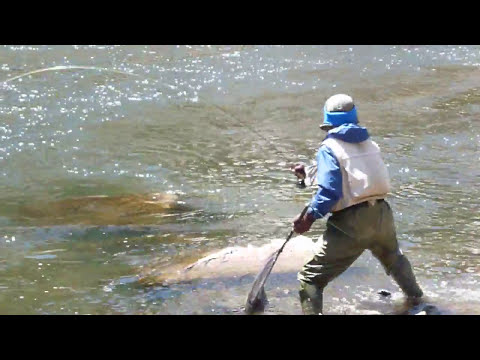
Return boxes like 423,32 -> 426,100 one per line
322,137 -> 391,212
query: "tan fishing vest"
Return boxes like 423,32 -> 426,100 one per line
322,137 -> 390,212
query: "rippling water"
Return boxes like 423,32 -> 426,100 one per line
1,45 -> 480,314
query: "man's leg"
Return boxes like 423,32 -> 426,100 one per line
370,201 -> 423,299
298,216 -> 364,315
298,281 -> 324,315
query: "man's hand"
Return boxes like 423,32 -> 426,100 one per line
290,164 -> 306,180
293,211 -> 315,234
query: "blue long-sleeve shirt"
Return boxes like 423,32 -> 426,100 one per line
306,124 -> 370,220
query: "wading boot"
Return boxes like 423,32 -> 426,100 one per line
299,282 -> 324,315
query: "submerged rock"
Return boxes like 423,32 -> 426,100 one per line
378,289 -> 391,297
17,192 -> 183,226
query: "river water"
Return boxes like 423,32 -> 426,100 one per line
0,45 -> 479,315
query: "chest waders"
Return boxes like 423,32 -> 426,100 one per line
298,199 -> 423,315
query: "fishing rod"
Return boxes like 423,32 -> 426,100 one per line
1,64 -> 293,158
0,63 -> 297,162
1,64 -> 305,185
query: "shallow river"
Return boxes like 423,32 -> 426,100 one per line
0,45 -> 479,314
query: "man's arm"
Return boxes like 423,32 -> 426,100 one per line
307,145 -> 343,219
293,146 -> 343,233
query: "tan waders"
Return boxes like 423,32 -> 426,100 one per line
298,199 -> 423,315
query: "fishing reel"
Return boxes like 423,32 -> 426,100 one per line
296,179 -> 306,188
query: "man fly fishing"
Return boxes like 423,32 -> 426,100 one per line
291,94 -> 423,315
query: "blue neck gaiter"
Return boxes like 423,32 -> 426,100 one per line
323,106 -> 358,127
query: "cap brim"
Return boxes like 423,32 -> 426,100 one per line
319,124 -> 333,131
